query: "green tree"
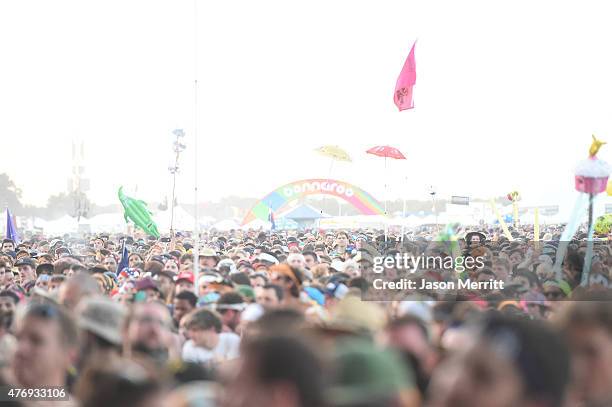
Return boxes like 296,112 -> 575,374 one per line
0,173 -> 23,213
46,191 -> 91,220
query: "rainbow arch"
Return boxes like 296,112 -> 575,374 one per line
242,179 -> 385,225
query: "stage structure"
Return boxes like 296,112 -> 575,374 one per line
242,179 -> 384,225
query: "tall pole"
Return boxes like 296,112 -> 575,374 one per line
192,0 -> 200,296
401,175 -> 407,242
327,159 -> 335,216
434,195 -> 438,231
482,201 -> 486,225
170,166 -> 177,231
384,157 -> 388,216
582,193 -> 596,286
169,129 -> 186,234
384,156 -> 388,242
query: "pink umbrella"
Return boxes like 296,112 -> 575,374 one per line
366,145 -> 406,160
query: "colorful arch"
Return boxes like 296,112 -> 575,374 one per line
242,179 -> 385,225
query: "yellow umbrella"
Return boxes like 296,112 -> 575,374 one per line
315,145 -> 352,162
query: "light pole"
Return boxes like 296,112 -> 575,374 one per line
169,129 -> 186,235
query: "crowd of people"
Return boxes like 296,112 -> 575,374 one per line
0,224 -> 611,407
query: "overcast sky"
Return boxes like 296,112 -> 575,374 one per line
1,0 -> 611,209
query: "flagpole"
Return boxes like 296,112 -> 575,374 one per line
192,0 -> 200,296
401,175 -> 407,242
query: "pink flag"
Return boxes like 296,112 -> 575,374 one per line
394,42 -> 416,111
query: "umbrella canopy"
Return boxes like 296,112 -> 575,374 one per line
366,145 -> 406,160
315,145 -> 352,162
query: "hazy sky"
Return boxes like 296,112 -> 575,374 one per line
1,0 -> 611,208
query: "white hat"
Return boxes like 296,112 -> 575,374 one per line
241,303 -> 264,322
330,260 -> 345,272
257,253 -> 279,265
396,300 -> 433,324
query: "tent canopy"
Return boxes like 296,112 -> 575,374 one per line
281,204 -> 330,220
212,219 -> 240,231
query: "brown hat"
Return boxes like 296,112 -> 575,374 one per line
270,264 -> 303,289
15,250 -> 30,260
320,295 -> 386,335
76,296 -> 126,345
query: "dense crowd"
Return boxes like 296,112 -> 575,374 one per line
0,224 -> 611,407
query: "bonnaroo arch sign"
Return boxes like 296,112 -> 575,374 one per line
242,179 -> 385,224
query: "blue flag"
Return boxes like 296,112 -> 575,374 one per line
116,240 -> 129,274
5,209 -> 19,244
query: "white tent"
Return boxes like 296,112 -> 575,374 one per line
400,215 -> 421,227
43,215 -> 79,235
211,219 -> 240,231
317,216 -> 360,229
16,217 -> 48,232
87,213 -> 127,233
241,219 -> 272,231
318,215 -> 392,229
155,206 -> 197,232
155,206 -> 216,232
199,215 -> 217,226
